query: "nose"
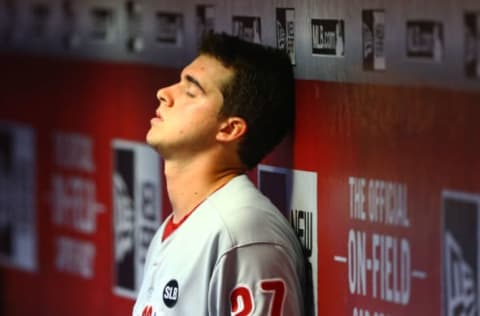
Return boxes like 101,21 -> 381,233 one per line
156,86 -> 173,107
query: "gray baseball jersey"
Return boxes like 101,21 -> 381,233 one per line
132,174 -> 306,316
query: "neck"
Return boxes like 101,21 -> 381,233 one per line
164,155 -> 245,223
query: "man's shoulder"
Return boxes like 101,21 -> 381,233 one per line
206,175 -> 297,249
210,174 -> 271,210
209,174 -> 277,223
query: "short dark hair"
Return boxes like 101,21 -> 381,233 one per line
199,32 -> 295,170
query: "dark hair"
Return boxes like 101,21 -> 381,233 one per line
199,32 -> 295,169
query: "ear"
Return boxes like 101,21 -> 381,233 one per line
216,117 -> 247,142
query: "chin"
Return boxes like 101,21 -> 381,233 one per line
146,135 -> 164,153
145,132 -> 156,146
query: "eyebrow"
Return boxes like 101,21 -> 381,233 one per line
185,74 -> 206,95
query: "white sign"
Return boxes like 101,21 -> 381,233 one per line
258,164 -> 318,315
113,139 -> 162,298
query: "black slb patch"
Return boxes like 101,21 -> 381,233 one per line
163,279 -> 179,308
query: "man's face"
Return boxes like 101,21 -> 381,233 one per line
146,55 -> 234,159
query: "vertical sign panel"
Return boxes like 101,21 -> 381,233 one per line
465,12 -> 480,79
125,1 -> 144,53
196,4 -> 215,47
0,122 -> 36,272
113,140 -> 162,298
362,9 -> 386,71
442,191 -> 480,316
276,7 -> 295,65
0,0 -> 16,43
258,165 -> 318,315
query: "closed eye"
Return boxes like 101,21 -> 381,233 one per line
185,90 -> 196,98
184,74 -> 206,95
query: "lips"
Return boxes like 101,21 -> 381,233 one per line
150,112 -> 163,125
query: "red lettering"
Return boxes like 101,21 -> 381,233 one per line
142,306 -> 152,316
260,279 -> 286,316
231,286 -> 254,316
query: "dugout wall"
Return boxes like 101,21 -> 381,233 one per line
1,0 -> 479,315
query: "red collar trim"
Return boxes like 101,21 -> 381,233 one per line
161,181 -> 229,241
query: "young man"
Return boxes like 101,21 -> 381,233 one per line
133,33 -> 307,316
